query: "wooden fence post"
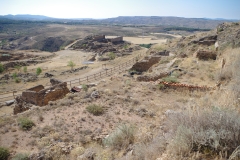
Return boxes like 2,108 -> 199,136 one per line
79,78 -> 81,84
69,81 -> 72,88
13,91 -> 16,99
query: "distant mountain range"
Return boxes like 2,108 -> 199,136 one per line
0,14 -> 239,29
0,14 -> 53,21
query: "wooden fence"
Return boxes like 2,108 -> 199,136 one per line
0,54 -> 142,103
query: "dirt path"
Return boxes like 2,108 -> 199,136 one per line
64,39 -> 82,50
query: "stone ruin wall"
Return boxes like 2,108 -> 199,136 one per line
109,37 -> 123,43
93,35 -> 105,41
20,79 -> 69,106
38,82 -> 69,106
198,40 -> 216,46
196,50 -> 217,60
131,56 -> 161,72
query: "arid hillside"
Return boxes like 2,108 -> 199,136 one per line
0,22 -> 240,160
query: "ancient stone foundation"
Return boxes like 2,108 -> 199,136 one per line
131,56 -> 161,72
196,50 -> 217,60
20,78 -> 69,106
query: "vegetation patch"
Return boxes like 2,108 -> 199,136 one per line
139,43 -> 152,48
103,124 -> 135,150
86,104 -> 104,116
0,147 -> 10,160
0,63 -> 4,73
108,52 -> 116,60
166,107 -> 240,158
36,67 -> 42,76
81,84 -> 88,92
18,117 -> 35,131
67,61 -> 76,70
12,153 -> 29,160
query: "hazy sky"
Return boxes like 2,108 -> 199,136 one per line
1,0 -> 240,19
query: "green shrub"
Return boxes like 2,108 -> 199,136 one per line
23,66 -> 27,73
139,44 -> 152,48
12,153 -> 29,160
162,76 -> 178,83
166,107 -> 240,158
36,67 -> 42,76
12,72 -> 18,79
81,84 -> 88,92
103,124 -> 135,150
18,117 -> 35,131
86,104 -> 104,116
108,52 -> 116,60
158,83 -> 165,90
0,63 -> 4,74
67,61 -> 76,70
12,72 -> 21,83
0,147 -> 10,160
14,77 -> 21,83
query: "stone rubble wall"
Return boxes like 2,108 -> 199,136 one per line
19,79 -> 69,107
131,56 -> 161,72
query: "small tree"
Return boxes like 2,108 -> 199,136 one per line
23,66 -> 27,73
68,61 -> 76,70
0,63 -> 4,74
36,67 -> 42,76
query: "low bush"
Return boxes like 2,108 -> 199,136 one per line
82,84 -> 88,92
14,77 -> 21,83
103,124 -> 135,150
86,104 -> 104,116
18,117 -> 35,131
158,83 -> 165,90
166,107 -> 240,158
12,153 -> 29,160
36,67 -> 42,76
108,52 -> 116,60
23,66 -> 27,73
0,63 -> 4,74
139,43 -> 152,48
0,147 -> 10,160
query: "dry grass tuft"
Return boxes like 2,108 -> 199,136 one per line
165,107 -> 240,159
103,124 -> 135,150
86,104 -> 104,116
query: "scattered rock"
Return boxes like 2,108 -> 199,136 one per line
50,78 -> 62,85
44,72 -> 54,78
14,96 -> 32,114
5,99 -> 15,106
91,91 -> 99,98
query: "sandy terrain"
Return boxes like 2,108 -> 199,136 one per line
123,36 -> 167,44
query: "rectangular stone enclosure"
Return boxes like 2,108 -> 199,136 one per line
21,79 -> 69,106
